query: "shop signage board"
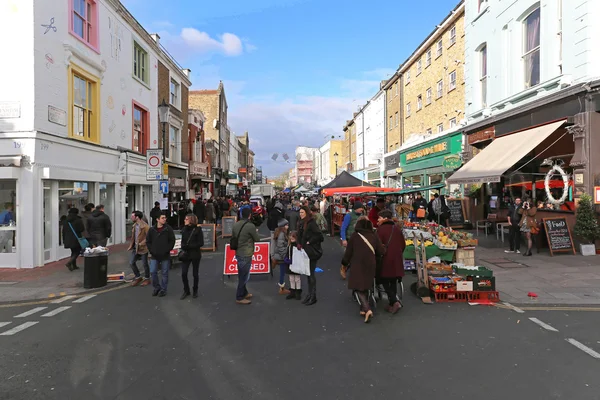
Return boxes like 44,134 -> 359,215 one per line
542,217 -> 575,256
406,141 -> 448,162
223,243 -> 271,276
443,155 -> 462,170
48,105 -> 67,126
0,102 -> 20,119
221,216 -> 237,238
146,149 -> 163,180
446,199 -> 466,228
467,127 -> 495,146
594,187 -> 600,204
199,224 -> 217,251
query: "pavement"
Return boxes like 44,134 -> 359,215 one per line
0,223 -> 599,399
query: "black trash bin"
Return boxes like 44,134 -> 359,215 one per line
83,252 -> 109,289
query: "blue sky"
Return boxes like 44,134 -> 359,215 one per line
122,0 -> 461,177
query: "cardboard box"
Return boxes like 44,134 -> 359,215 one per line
456,281 -> 473,291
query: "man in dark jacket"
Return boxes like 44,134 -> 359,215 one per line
87,205 -> 112,247
146,212 -> 176,297
150,202 -> 162,226
193,198 -> 205,223
63,208 -> 85,271
232,207 -> 261,305
506,197 -> 523,254
412,192 -> 428,221
81,203 -> 94,239
267,202 -> 285,233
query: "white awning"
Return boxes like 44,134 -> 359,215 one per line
447,120 -> 566,185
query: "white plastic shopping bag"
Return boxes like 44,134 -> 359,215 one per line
291,247 -> 311,276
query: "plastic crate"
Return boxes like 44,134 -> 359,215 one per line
467,291 -> 500,303
433,291 -> 468,303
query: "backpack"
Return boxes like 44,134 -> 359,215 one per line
230,220 -> 249,251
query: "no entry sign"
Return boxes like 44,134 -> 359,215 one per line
223,243 -> 271,275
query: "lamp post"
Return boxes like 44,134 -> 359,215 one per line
158,99 -> 170,170
334,152 -> 339,176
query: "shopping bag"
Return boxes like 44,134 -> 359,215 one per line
416,208 -> 426,219
290,247 -> 311,276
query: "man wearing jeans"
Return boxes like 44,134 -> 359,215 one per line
232,207 -> 260,304
128,211 -> 151,287
146,212 -> 176,297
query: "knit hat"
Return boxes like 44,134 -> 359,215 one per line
278,219 -> 289,228
353,201 -> 364,210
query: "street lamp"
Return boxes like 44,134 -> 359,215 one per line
158,99 -> 170,163
334,152 -> 339,176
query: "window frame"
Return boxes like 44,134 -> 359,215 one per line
437,123 -> 444,133
426,128 -> 432,135
426,87 -> 432,105
132,101 -> 150,154
406,102 -> 411,117
436,79 -> 443,98
449,25 -> 457,46
480,45 -> 488,108
426,50 -> 432,67
405,70 -> 411,84
436,39 -> 443,58
68,63 -> 100,144
69,0 -> 100,53
417,94 -> 423,110
395,82 -> 399,97
522,7 -> 541,88
170,78 -> 181,109
416,59 -> 422,75
168,124 -> 181,163
132,40 -> 150,87
395,112 -> 399,127
389,116 -> 393,131
448,70 -> 457,91
449,118 -> 457,128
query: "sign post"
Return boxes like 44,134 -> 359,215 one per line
223,243 -> 271,281
159,180 -> 169,195
146,149 -> 163,181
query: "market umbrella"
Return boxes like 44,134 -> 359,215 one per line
319,171 -> 375,191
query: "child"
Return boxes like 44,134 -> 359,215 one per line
284,231 -> 302,300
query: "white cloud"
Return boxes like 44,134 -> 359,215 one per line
180,29 -> 244,56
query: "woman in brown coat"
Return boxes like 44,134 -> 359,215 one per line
341,217 -> 385,323
375,210 -> 406,314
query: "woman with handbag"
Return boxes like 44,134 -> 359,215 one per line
179,214 -> 204,300
62,208 -> 86,271
297,206 -> 324,306
376,210 -> 406,314
341,218 -> 385,323
519,200 -> 538,257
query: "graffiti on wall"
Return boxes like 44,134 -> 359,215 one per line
108,121 -> 116,133
108,16 -> 123,61
121,105 -> 126,116
41,17 -> 57,34
44,53 -> 54,70
106,96 -> 114,109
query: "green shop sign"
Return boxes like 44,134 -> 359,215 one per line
399,132 -> 463,173
367,170 -> 380,180
442,155 -> 462,170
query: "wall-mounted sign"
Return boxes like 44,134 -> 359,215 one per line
594,187 -> 600,204
48,105 -> 67,126
146,149 -> 163,181
406,141 -> 448,162
468,127 -> 495,146
367,170 -> 380,180
442,155 -> 462,170
575,173 -> 584,185
238,167 -> 247,174
0,102 -> 20,119
190,161 -> 208,177
169,177 -> 186,192
384,151 -> 400,171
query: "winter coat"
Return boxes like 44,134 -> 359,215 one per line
128,220 -> 150,254
150,206 -> 162,226
81,210 -> 93,239
180,224 -> 204,260
63,213 -> 85,249
267,207 -> 284,231
313,212 -> 328,232
205,203 -> 215,221
146,224 -> 176,261
87,209 -> 112,244
376,220 -> 406,278
297,217 -> 324,261
272,231 -> 288,261
193,201 -> 206,223
342,228 -> 385,291
519,207 -> 538,230
285,208 -> 300,232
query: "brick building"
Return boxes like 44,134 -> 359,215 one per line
382,71 -> 403,153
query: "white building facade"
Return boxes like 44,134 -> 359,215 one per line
0,0 -> 188,268
228,134 -> 241,194
314,141 -> 332,186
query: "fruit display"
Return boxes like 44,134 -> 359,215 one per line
402,221 -> 476,249
434,231 -> 457,250
405,238 -> 434,247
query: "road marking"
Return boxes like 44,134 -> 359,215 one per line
519,306 -> 600,312
72,295 -> 96,304
50,295 -> 76,304
528,317 -> 559,332
566,338 -> 600,359
0,321 -> 39,336
41,306 -> 71,317
503,302 -> 525,313
0,322 -> 11,328
14,307 -> 48,318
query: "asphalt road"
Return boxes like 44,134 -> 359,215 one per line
1,225 -> 599,399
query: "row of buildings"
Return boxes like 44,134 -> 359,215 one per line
309,0 -> 600,217
0,0 -> 257,268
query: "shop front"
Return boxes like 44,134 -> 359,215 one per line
227,172 -> 239,196
167,166 -> 187,229
398,131 -> 464,200
366,168 -> 382,187
123,152 -> 156,239
383,150 -> 401,188
189,161 -> 212,199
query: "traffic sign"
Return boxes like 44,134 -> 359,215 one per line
159,180 -> 169,194
146,149 -> 163,181
163,163 -> 169,179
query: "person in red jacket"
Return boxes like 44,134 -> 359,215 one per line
368,198 -> 386,227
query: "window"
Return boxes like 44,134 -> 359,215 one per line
426,50 -> 432,67
389,116 -> 393,131
70,0 -> 98,51
132,103 -> 149,153
170,79 -> 180,107
417,95 -> 423,110
417,59 -> 422,75
437,123 -> 444,133
426,128 -> 432,135
480,45 -> 488,107
523,7 -> 541,88
436,80 -> 443,98
133,42 -> 149,85
449,70 -> 457,91
69,65 -> 99,143
426,88 -> 432,105
449,118 -> 457,128
436,39 -> 443,57
395,112 -> 399,127
449,25 -> 456,45
351,142 -> 356,154
169,125 -> 180,163
406,102 -> 411,117
405,70 -> 411,84
395,82 -> 399,97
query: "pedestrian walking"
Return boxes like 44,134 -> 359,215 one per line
205,199 -> 215,224
62,208 -> 84,271
81,203 -> 94,239
146,212 -> 176,297
339,201 -> 365,279
297,206 -> 324,306
375,210 -> 405,314
150,202 -> 162,226
271,219 -> 291,295
232,207 -> 261,304
128,211 -> 151,287
179,214 -> 204,299
193,198 -> 206,224
86,204 -> 112,247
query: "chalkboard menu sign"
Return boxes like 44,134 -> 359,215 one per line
199,224 -> 216,251
221,216 -> 237,238
543,217 -> 575,256
446,199 -> 466,227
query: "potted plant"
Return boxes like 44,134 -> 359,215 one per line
574,193 -> 600,256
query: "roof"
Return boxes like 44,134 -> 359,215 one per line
319,171 -> 375,190
190,90 -> 218,95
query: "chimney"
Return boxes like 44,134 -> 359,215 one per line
151,33 -> 160,45
183,68 -> 191,77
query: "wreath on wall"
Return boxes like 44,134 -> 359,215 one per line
545,164 -> 569,205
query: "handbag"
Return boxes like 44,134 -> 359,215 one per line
303,242 -> 323,260
68,222 -> 89,249
178,228 -> 196,262
230,220 -> 249,251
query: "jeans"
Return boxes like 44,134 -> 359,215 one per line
129,251 -> 150,279
508,224 -> 521,251
236,256 -> 252,300
278,262 -> 287,285
150,258 -> 170,292
181,258 -> 200,294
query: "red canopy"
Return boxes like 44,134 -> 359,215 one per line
322,187 -> 397,196
506,180 -> 573,191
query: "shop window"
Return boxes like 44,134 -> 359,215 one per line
69,65 -> 100,143
523,7 -> 541,88
69,0 -> 99,52
133,41 -> 149,85
0,181 -> 16,254
58,181 -> 91,247
132,102 -> 149,153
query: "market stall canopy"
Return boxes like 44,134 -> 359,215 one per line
506,179 -> 573,191
365,183 -> 446,196
320,171 -> 375,190
295,185 -> 310,193
322,186 -> 398,196
447,120 -> 567,185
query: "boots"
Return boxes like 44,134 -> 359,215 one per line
295,289 -> 302,300
286,289 -> 296,300
278,283 -> 291,295
305,278 -> 317,306
523,249 -> 532,256
302,279 -> 313,304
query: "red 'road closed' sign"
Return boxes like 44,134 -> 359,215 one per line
223,242 -> 271,275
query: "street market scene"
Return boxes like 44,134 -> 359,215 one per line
2,0 -> 600,399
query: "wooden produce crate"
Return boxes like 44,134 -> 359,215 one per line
455,248 -> 475,266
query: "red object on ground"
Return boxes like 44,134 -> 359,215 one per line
528,292 -> 538,298
223,242 -> 271,275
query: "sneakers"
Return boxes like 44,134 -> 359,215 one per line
244,293 -> 253,299
131,277 -> 143,287
515,250 -> 521,254
140,278 -> 151,287
236,298 -> 252,305
152,289 -> 160,297
504,250 -> 514,253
